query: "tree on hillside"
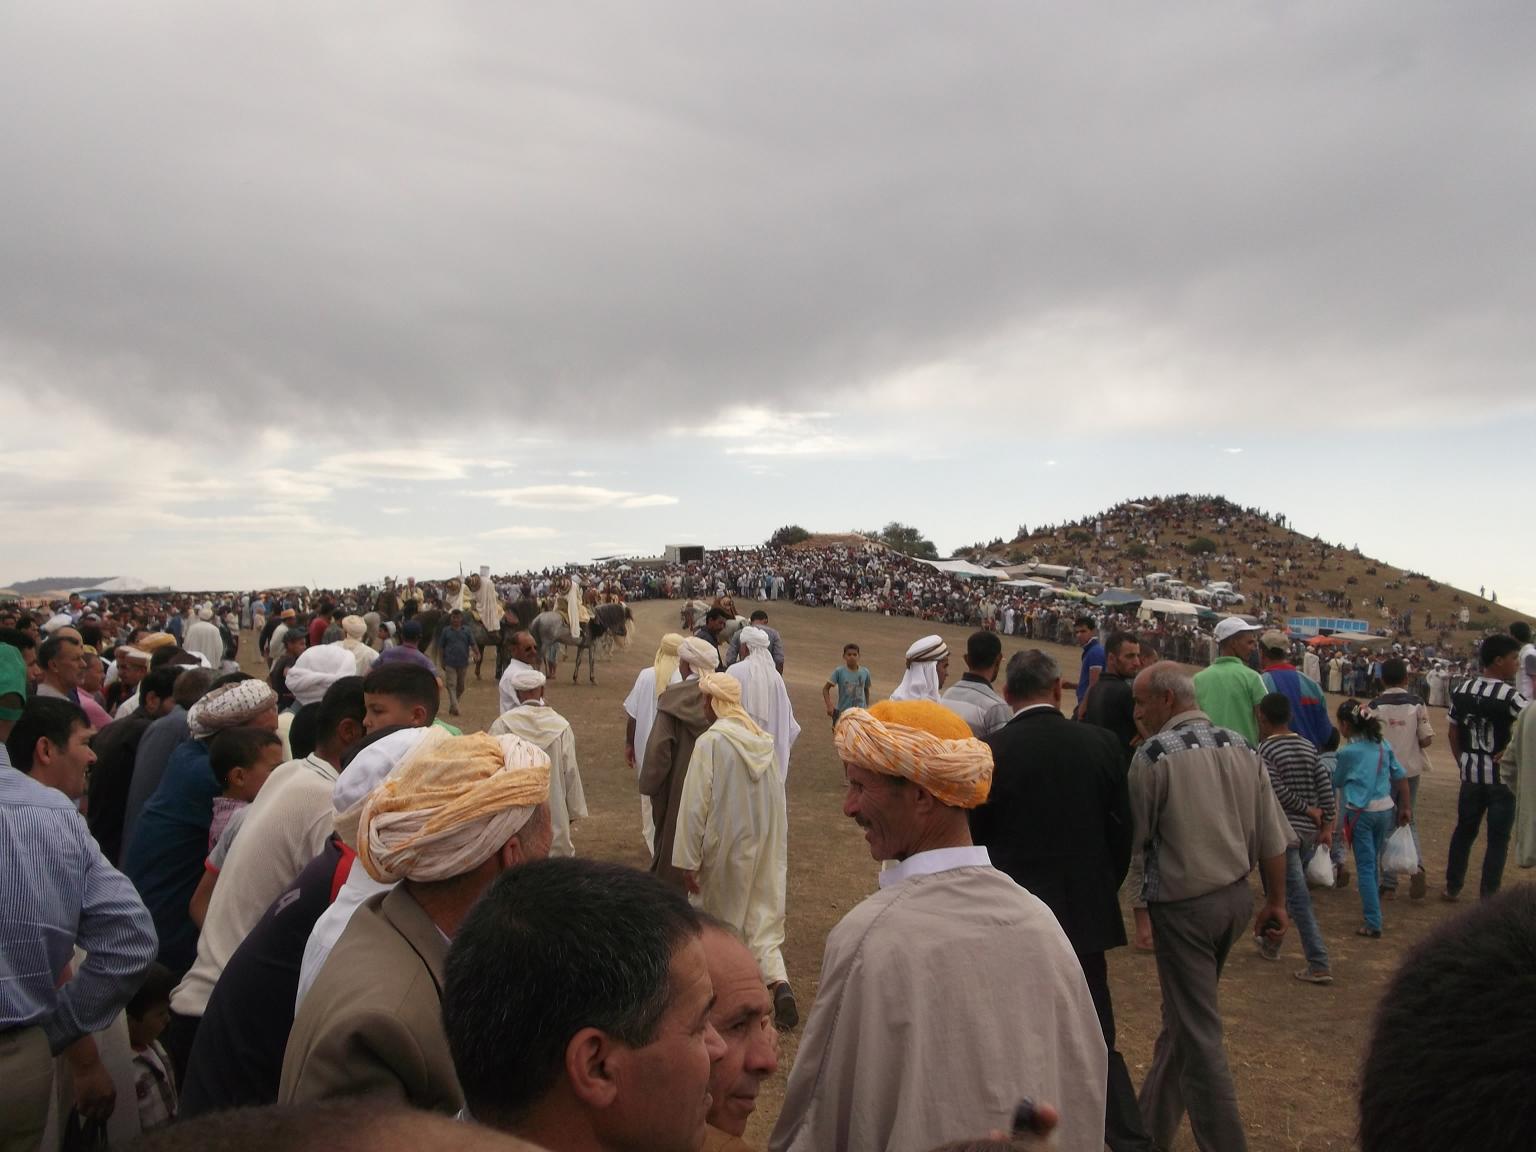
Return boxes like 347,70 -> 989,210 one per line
1186,536 -> 1216,555
768,525 -> 811,548
865,521 -> 939,560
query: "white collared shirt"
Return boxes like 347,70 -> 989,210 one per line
878,845 -> 992,889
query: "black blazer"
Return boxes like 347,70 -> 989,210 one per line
971,707 -> 1134,955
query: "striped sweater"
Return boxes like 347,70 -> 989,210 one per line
1259,732 -> 1336,846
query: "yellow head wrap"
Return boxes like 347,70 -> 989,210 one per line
654,632 -> 684,698
699,672 -> 768,738
833,700 -> 993,809
358,728 -> 551,883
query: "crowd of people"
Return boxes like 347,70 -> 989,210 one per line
2,563 -> 1535,1152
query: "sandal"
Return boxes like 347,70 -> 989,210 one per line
1355,925 -> 1382,938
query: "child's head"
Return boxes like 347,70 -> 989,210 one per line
843,644 -> 861,667
210,727 -> 284,802
361,664 -> 439,733
1256,692 -> 1291,738
126,961 -> 177,1048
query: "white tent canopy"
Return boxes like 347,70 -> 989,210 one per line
1138,598 -> 1201,618
919,558 -> 999,579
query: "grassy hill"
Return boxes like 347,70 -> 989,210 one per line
959,494 -> 1531,651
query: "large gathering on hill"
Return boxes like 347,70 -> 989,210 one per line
4,505 -> 1536,1152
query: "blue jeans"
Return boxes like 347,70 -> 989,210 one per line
1350,809 -> 1395,931
1380,774 -> 1422,890
1284,845 -> 1329,970
1445,781 -> 1516,898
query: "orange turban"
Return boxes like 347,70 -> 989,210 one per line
833,700 -> 993,809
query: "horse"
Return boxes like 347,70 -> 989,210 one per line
591,602 -> 634,661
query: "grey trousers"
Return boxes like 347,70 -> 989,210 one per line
1140,880 -> 1253,1152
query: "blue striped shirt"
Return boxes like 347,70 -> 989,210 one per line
0,746 -> 158,1052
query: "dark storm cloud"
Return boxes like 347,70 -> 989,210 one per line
1,3 -> 1533,432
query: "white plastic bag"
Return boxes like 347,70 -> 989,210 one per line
1306,844 -> 1335,888
1380,825 -> 1420,876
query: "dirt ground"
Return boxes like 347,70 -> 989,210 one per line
342,598 -> 1523,1152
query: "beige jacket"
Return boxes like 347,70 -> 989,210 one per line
279,886 -> 462,1112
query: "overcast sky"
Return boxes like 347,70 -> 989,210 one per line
3,4 -> 1533,610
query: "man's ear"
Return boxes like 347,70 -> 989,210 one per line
565,1027 -> 620,1109
1050,680 -> 1063,708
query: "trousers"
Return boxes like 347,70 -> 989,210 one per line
0,1026 -> 53,1152
1140,880 -> 1253,1152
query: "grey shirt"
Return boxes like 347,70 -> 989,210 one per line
941,675 -> 1013,738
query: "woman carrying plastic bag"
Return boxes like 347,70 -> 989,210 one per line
1333,699 -> 1412,938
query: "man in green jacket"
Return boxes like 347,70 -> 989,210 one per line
1194,618 -> 1267,744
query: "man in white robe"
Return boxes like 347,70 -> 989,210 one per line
623,633 -> 685,853
888,634 -> 950,702
184,605 -> 227,671
339,615 -> 379,677
673,672 -> 792,1030
490,670 -> 588,857
1302,645 -> 1322,686
770,699 -> 1108,1152
725,626 -> 800,782
496,630 -> 540,714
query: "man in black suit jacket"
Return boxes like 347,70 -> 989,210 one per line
970,648 -> 1150,1152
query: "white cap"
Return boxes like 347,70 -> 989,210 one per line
1213,617 -> 1263,644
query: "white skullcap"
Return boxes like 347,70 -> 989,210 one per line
678,636 -> 720,674
508,669 -> 546,693
904,635 -> 949,664
198,606 -> 215,621
43,614 -> 73,634
285,643 -> 358,706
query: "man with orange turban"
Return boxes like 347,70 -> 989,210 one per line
770,700 -> 1109,1152
280,728 -> 553,1113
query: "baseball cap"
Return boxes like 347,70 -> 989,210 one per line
402,620 -> 423,641
1213,618 -> 1263,644
1259,629 -> 1290,652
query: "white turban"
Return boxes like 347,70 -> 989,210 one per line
188,679 -> 279,739
342,615 -> 367,641
740,626 -> 771,653
889,635 -> 950,702
198,605 -> 215,621
358,728 -> 551,883
508,669 -> 546,693
678,636 -> 720,675
285,643 -> 359,706
43,613 -> 73,634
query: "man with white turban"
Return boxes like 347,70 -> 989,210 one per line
623,633 -> 685,852
674,673 -> 794,1030
888,635 -> 950,702
170,676 -> 366,1051
770,700 -> 1108,1152
183,605 -> 227,671
281,727 -> 553,1113
490,669 -> 588,857
639,636 -> 721,890
125,678 -> 281,983
338,615 -> 379,676
726,626 -> 801,782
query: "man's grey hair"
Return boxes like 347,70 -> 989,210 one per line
1139,661 -> 1197,709
1004,649 -> 1060,699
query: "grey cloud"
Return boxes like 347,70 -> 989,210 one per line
2,3 -> 1533,434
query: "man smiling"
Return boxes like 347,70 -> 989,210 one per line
771,700 -> 1106,1152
